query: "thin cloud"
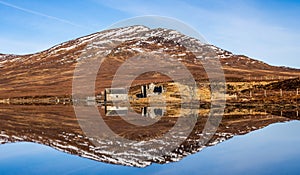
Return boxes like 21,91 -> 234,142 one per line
0,0 -> 91,30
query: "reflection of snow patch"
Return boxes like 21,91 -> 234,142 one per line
130,47 -> 144,52
178,53 -> 186,56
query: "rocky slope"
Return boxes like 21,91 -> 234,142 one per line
0,25 -> 299,99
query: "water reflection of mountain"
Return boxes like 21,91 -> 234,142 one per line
0,104 -> 298,167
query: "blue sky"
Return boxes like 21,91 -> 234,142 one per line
0,0 -> 299,68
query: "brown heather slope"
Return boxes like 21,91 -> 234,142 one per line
0,25 -> 299,99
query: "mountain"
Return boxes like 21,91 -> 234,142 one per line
0,25 -> 299,99
0,26 -> 299,167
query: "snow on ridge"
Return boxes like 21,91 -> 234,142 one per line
2,25 -> 233,64
90,26 -> 149,43
206,45 -> 234,59
1,26 -> 239,69
0,54 -> 24,67
142,28 -> 204,46
33,25 -> 208,61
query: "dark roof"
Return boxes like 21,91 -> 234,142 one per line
105,88 -> 127,94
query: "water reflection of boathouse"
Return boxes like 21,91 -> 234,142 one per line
105,106 -> 128,116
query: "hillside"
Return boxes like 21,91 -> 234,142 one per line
263,78 -> 300,91
0,25 -> 299,99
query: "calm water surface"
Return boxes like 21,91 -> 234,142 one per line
1,120 -> 300,175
